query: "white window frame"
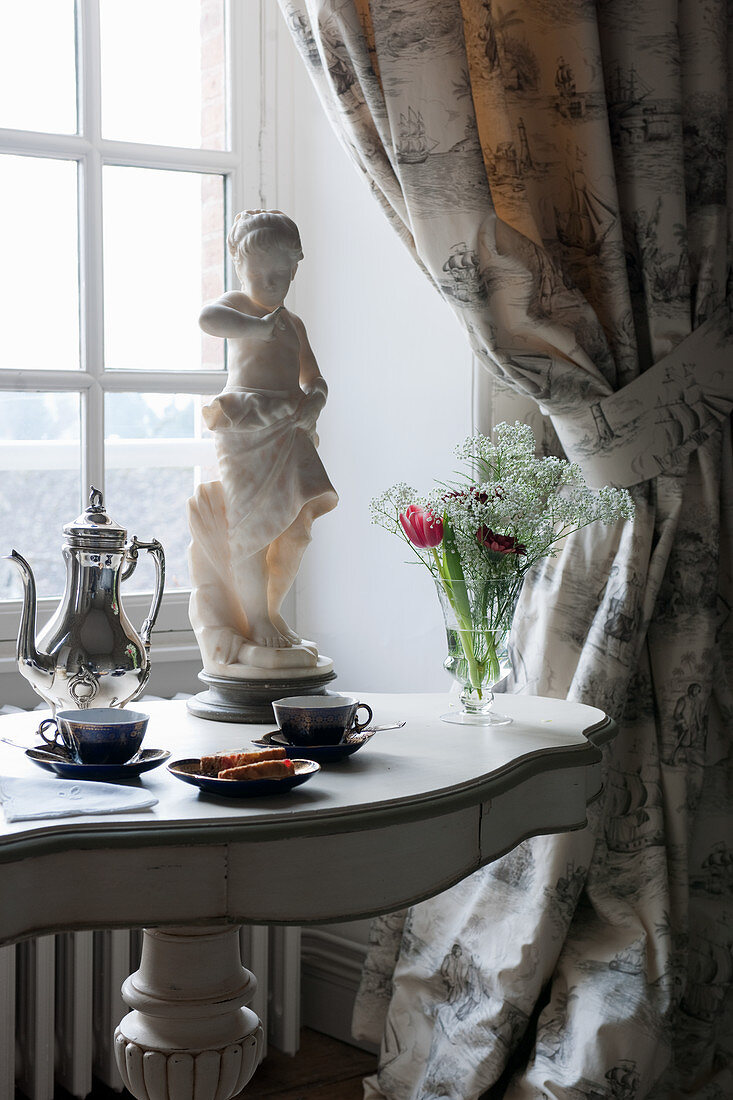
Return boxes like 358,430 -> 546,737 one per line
0,0 -> 274,659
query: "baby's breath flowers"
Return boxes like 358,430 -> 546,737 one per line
370,422 -> 634,698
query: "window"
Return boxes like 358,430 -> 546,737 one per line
0,0 -> 254,639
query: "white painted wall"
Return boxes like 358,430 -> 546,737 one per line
276,27 -> 473,695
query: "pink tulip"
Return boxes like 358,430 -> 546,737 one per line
399,505 -> 444,549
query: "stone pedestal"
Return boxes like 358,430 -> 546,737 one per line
186,668 -> 338,723
114,925 -> 263,1100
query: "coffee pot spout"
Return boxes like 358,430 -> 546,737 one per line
4,550 -> 54,685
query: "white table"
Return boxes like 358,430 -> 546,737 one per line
0,693 -> 614,1100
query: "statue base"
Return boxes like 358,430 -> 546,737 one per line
187,667 -> 338,724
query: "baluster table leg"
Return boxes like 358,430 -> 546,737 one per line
114,925 -> 263,1100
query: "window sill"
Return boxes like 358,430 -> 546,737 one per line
0,629 -> 201,676
0,589 -> 193,642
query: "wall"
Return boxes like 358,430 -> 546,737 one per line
276,27 -> 474,696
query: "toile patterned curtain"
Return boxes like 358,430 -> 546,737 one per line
279,1 -> 733,1096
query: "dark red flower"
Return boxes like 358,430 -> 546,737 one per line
442,486 -> 504,505
476,527 -> 526,555
399,505 -> 444,549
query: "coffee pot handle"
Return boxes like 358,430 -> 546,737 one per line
123,537 -> 166,650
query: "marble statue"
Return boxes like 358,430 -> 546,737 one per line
187,210 -> 338,679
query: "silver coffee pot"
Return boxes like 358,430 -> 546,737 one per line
6,487 -> 165,713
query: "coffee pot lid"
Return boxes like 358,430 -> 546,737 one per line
64,487 -> 128,546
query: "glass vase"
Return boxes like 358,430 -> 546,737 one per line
435,578 -> 520,726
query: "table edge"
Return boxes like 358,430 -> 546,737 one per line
0,722 -> 609,864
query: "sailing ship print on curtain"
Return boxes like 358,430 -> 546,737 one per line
279,1 -> 733,1097
396,106 -> 439,164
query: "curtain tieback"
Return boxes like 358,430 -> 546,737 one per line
548,303 -> 733,488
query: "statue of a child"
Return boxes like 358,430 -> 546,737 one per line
187,210 -> 338,676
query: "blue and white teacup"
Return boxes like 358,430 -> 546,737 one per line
38,708 -> 149,765
272,695 -> 373,747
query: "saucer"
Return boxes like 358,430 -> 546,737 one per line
167,757 -> 320,797
26,745 -> 171,780
251,729 -> 375,763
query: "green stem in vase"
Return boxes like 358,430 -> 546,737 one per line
457,624 -> 483,697
482,629 -> 500,684
433,531 -> 483,696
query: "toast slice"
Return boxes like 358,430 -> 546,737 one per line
218,759 -> 296,781
200,746 -> 286,776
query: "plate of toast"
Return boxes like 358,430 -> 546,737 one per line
167,745 -> 320,797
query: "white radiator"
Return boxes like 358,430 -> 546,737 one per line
0,701 -> 302,1099
2,925 -> 305,1099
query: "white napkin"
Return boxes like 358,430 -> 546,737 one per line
0,775 -> 158,822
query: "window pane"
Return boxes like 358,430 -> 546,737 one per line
105,393 -> 217,593
103,166 -> 225,371
0,394 -> 81,599
100,0 -> 227,149
0,157 -> 80,371
0,1 -> 77,134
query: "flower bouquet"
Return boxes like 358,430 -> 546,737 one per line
371,422 -> 634,724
